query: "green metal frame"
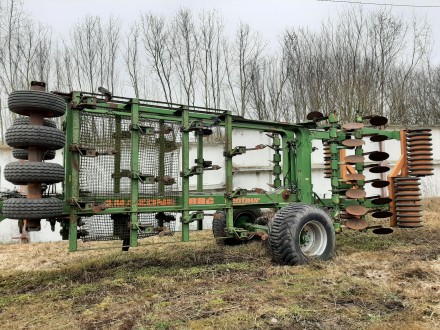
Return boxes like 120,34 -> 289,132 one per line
56,91 -> 401,251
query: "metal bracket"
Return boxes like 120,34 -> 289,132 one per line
70,96 -> 97,110
130,124 -> 155,135
69,144 -> 98,157
181,166 -> 203,177
182,120 -> 203,132
67,198 -> 95,211
224,146 -> 246,157
70,144 -> 117,157
227,188 -> 247,199
181,211 -> 204,224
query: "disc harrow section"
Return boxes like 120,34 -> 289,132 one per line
2,84 -> 65,230
406,129 -> 433,177
394,177 -> 423,228
338,116 -> 393,231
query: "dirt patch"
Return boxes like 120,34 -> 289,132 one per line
0,200 -> 439,329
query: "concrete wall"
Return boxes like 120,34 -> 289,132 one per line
1,126 -> 439,242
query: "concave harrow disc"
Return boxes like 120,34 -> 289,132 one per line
346,205 -> 368,216
343,122 -> 364,130
346,218 -> 368,230
369,116 -> 388,126
372,227 -> 393,235
342,139 -> 365,147
371,210 -> 393,218
370,134 -> 388,142
346,188 -> 366,199
344,155 -> 365,164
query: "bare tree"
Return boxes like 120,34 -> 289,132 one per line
140,13 -> 174,104
198,10 -> 225,109
169,8 -> 199,106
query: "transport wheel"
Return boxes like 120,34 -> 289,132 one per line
8,90 -> 66,117
212,208 -> 262,245
2,197 -> 63,220
12,148 -> 56,160
13,117 -> 57,128
269,203 -> 335,265
5,125 -> 65,150
4,162 -> 64,185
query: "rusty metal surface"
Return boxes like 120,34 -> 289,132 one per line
344,155 -> 365,164
345,173 -> 366,181
343,122 -> 364,130
346,188 -> 366,199
345,218 -> 369,230
342,139 -> 365,147
346,205 -> 369,216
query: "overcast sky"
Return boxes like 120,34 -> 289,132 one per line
22,0 -> 440,63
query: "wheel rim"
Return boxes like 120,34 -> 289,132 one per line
299,220 -> 327,256
235,212 -> 256,240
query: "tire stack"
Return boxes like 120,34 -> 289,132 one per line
407,129 -> 434,177
2,82 -> 66,231
394,176 -> 423,228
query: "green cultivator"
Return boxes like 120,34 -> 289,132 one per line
0,82 -> 433,264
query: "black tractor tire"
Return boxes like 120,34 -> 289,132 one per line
212,208 -> 263,245
4,162 -> 64,185
2,197 -> 63,220
12,148 -> 56,160
269,203 -> 335,265
8,90 -> 66,117
13,116 -> 57,128
212,211 -> 239,245
5,125 -> 65,150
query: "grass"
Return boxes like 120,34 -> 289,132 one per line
0,199 -> 439,329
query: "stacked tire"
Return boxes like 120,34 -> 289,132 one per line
2,88 -> 66,229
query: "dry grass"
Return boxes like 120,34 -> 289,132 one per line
0,199 -> 439,329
